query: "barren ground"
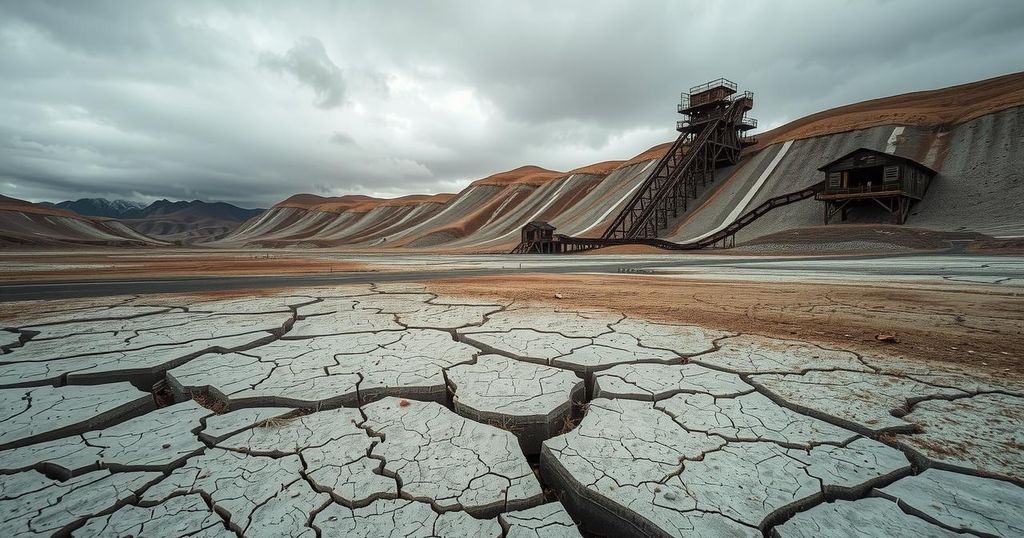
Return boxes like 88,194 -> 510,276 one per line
0,271 -> 1021,536
0,251 -> 372,281
428,273 -> 1023,375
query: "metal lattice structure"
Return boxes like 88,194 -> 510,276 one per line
601,79 -> 756,240
539,182 -> 821,253
508,78 -> 822,255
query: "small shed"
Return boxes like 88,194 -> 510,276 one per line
815,148 -> 937,224
521,221 -> 555,244
512,221 -> 560,254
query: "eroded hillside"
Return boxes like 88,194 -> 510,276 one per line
215,72 -> 1024,252
0,195 -> 167,248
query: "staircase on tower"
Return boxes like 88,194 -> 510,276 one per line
602,78 -> 757,240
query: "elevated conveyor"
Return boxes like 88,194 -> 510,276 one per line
511,78 -> 795,254
512,181 -> 822,253
602,80 -> 755,240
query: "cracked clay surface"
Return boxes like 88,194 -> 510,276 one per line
0,284 -> 1020,537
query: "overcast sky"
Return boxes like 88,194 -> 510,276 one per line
1,1 -> 1021,208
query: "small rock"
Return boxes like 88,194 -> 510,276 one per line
398,399 -> 410,407
876,334 -> 898,343
554,293 -> 564,299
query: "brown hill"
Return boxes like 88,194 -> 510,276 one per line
0,195 -> 166,247
276,193 -> 454,213
221,71 -> 1024,251
0,195 -> 82,218
622,143 -> 674,166
752,71 -> 1024,149
568,160 -> 625,176
469,165 -> 564,187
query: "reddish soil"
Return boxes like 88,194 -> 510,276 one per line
415,173 -> 606,249
567,160 -> 625,176
471,165 -> 565,187
275,194 -> 378,211
616,73 -> 1024,171
276,193 -> 454,213
427,274 -> 1023,376
968,238 -> 1024,255
751,71 -> 1024,150
619,143 -> 669,166
418,189 -> 530,243
0,195 -> 102,220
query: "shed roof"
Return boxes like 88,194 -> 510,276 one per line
817,147 -> 937,176
523,221 -> 555,230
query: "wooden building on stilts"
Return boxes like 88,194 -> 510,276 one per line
815,148 -> 936,225
511,221 -> 559,254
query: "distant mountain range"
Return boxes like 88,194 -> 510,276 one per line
48,198 -> 146,218
51,198 -> 263,220
0,195 -> 166,248
47,198 -> 265,244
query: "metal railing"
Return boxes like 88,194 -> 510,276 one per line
689,78 -> 737,94
821,181 -> 902,195
676,113 -> 719,129
733,90 -> 754,101
679,112 -> 757,131
681,88 -> 752,113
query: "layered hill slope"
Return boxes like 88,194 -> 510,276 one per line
116,200 -> 264,244
226,193 -> 457,247
216,71 -> 1024,252
216,163 -> 657,250
663,73 -> 1024,244
0,195 -> 167,248
46,198 -> 265,244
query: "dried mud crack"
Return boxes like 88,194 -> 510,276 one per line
0,282 -> 1020,537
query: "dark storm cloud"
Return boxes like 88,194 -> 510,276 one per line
0,0 -> 1022,207
329,132 -> 357,146
261,37 -> 347,109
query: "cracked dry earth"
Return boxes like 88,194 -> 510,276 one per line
0,283 -> 1021,537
